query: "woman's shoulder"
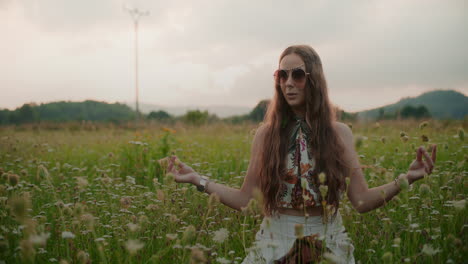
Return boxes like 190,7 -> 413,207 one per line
333,121 -> 354,144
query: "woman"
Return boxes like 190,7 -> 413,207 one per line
166,45 -> 437,263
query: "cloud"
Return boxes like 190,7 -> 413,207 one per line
1,0 -> 467,112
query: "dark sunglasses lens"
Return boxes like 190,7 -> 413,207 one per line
292,69 -> 306,81
274,70 -> 288,83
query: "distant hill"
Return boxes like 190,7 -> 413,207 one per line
0,100 -> 135,125
125,102 -> 251,118
356,90 -> 468,120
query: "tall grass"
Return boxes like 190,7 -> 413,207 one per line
0,121 -> 466,263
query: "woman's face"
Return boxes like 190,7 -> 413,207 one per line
278,53 -> 307,115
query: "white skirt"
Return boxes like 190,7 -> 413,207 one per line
242,212 -> 355,264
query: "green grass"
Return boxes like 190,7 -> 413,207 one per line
0,121 -> 466,263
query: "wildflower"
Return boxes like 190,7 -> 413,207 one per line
393,237 -> 401,245
124,239 -> 144,255
127,223 -> 139,232
294,224 -> 304,238
76,177 -> 88,190
190,247 -> 206,263
419,121 -> 428,129
401,135 -> 409,142
318,172 -> 326,184
76,250 -> 89,264
319,185 -> 328,198
453,199 -> 466,211
120,197 -> 132,208
156,190 -> 165,201
61,231 -> 75,239
166,233 -> 178,240
421,244 -> 440,256
458,128 -> 465,141
126,176 -> 136,185
101,175 -> 112,185
421,135 -> 429,142
216,257 -> 230,264
29,232 -> 50,247
8,173 -> 19,186
213,228 -> 229,243
162,127 -> 176,134
146,204 -> 159,211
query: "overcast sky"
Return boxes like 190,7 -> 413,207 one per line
1,0 -> 467,112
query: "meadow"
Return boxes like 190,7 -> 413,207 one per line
0,120 -> 466,263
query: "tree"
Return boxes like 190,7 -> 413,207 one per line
249,100 -> 270,122
183,110 -> 209,126
147,110 -> 171,120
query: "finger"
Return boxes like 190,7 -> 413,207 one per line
422,149 -> 434,170
431,144 -> 437,163
416,147 -> 423,162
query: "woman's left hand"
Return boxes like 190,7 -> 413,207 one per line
406,145 -> 437,184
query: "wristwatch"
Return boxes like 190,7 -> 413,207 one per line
196,176 -> 209,192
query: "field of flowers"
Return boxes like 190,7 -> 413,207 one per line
0,120 -> 466,263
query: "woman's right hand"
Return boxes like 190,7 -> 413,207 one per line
165,155 -> 200,185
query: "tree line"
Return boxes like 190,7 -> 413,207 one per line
0,100 -> 432,126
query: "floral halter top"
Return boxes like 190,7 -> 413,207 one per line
278,116 -> 321,209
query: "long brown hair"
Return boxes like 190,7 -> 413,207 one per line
258,45 -> 350,220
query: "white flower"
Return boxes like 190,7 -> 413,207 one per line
124,239 -> 144,255
126,176 -> 136,185
453,199 -> 466,210
216,257 -> 231,264
29,232 -> 50,246
213,228 -> 229,243
421,244 -> 440,256
61,231 -> 75,239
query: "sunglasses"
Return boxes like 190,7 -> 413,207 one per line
273,65 -> 310,84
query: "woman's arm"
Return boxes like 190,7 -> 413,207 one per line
166,125 -> 267,211
334,122 -> 436,214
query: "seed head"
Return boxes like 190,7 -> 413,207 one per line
190,247 -> 206,264
124,239 -> 144,255
76,250 -> 89,264
8,173 -> 19,186
120,197 -> 132,209
319,185 -> 328,199
212,228 -> 229,243
156,189 -> 165,201
318,172 -> 326,184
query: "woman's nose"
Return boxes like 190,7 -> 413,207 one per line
285,72 -> 294,86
